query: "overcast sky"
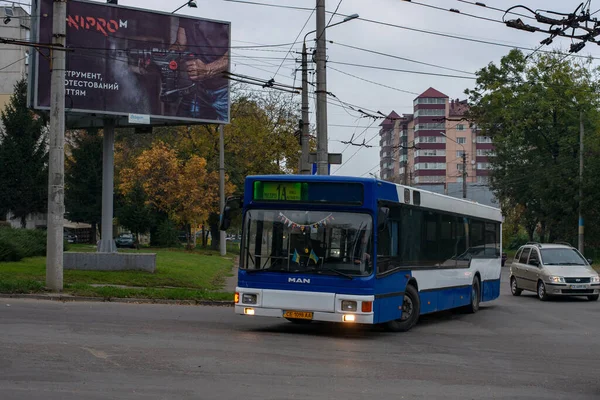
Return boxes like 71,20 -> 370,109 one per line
37,0 -> 600,176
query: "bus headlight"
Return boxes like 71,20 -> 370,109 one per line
341,300 -> 357,312
242,293 -> 257,304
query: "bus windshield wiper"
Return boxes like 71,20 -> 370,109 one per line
309,266 -> 354,280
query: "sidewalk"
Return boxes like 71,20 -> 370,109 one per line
224,258 -> 238,292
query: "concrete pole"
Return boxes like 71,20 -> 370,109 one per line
300,42 -> 311,175
462,152 -> 467,199
97,119 -> 117,253
315,0 -> 329,175
219,125 -> 226,256
578,110 -> 584,254
46,0 -> 67,291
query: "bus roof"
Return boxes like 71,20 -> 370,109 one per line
245,175 -> 502,222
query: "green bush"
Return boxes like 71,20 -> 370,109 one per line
153,219 -> 180,248
0,227 -> 70,262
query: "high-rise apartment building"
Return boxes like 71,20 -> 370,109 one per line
379,87 -> 495,193
0,5 -> 31,111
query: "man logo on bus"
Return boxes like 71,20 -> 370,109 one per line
288,277 -> 311,284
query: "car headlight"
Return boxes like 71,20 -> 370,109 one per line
591,276 -> 600,284
548,276 -> 565,283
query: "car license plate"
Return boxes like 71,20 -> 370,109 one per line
283,311 -> 313,320
571,284 -> 586,290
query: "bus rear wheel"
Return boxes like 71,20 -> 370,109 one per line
385,285 -> 420,332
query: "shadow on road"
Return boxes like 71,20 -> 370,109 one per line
243,306 -> 499,338
514,293 -> 594,303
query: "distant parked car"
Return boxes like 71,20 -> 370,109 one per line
502,252 -> 507,267
63,231 -> 77,243
115,233 -> 135,248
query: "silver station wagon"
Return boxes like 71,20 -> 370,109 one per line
510,243 -> 600,301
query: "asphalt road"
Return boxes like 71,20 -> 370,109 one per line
1,268 -> 599,400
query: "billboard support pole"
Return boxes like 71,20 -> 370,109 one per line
97,118 -> 117,253
219,124 -> 226,256
46,0 -> 67,291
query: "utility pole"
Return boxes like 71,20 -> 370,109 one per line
219,125 -> 226,256
300,42 -> 310,175
315,0 -> 328,175
462,152 -> 467,199
46,0 -> 67,291
578,110 -> 584,254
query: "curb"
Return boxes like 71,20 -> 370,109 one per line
0,293 -> 234,307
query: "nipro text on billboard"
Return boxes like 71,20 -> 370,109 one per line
33,0 -> 230,125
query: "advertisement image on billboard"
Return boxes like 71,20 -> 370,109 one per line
32,0 -> 230,127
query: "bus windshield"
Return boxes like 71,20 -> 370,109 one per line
242,209 -> 373,276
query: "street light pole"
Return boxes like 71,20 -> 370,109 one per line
579,110 -> 584,254
301,11 -> 358,175
171,0 -> 197,13
299,41 -> 310,175
315,0 -> 328,175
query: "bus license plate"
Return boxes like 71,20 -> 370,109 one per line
570,284 -> 586,290
283,311 -> 313,320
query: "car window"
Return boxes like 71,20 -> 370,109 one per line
515,248 -> 523,261
528,249 -> 540,265
519,248 -> 531,264
540,248 -> 587,266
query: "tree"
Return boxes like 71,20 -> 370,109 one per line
119,141 -> 234,248
113,86 -> 302,249
0,79 -> 48,227
466,49 -> 600,244
150,89 -> 302,248
65,129 -> 103,242
115,181 -> 153,248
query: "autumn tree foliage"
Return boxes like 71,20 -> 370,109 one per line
119,141 -> 234,248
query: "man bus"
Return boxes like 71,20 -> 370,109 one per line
221,175 -> 502,332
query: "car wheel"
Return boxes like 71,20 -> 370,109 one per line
588,294 -> 599,301
510,276 -> 522,296
537,281 -> 549,301
465,276 -> 481,314
385,284 -> 420,332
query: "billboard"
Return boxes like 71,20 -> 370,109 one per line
31,0 -> 230,127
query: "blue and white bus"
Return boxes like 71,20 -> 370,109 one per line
222,175 -> 503,332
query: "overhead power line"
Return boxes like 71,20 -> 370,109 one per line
401,0 -> 503,25
329,12 -> 600,61
503,2 -> 600,54
328,61 -> 477,80
328,66 -> 420,95
332,41 -> 476,76
455,0 -> 536,21
272,7 -> 315,79
220,0 -> 313,11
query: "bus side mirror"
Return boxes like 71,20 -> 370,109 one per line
378,207 -> 389,231
219,206 -> 232,231
219,195 -> 242,231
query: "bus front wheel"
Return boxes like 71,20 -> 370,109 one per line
465,276 -> 481,314
385,285 -> 420,332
